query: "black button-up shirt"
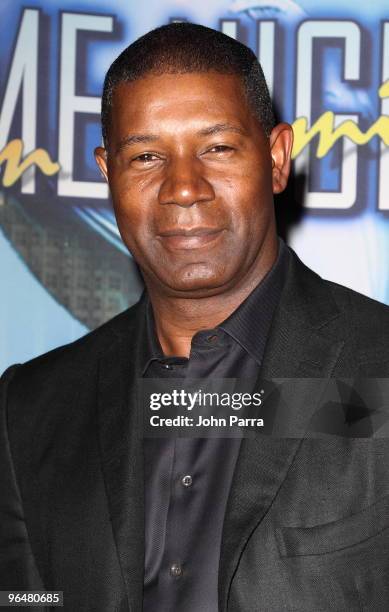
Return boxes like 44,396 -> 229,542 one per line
142,240 -> 289,611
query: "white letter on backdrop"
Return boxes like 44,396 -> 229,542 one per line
58,13 -> 113,198
295,20 -> 360,209
0,9 -> 39,194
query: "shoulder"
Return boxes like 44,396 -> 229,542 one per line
325,278 -> 389,369
0,297 -> 144,400
287,244 -> 389,324
286,247 -> 389,371
326,277 -> 389,323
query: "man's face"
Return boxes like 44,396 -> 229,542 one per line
95,72 -> 292,297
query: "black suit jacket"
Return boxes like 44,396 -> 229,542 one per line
1,248 -> 389,611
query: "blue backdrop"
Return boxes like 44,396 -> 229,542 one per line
1,0 -> 388,373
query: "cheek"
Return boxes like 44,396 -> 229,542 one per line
110,199 -> 149,260
219,157 -> 271,198
110,174 -> 157,236
227,190 -> 273,247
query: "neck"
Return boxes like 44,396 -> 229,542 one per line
145,239 -> 279,357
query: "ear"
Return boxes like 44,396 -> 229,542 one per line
94,146 -> 109,182
269,123 -> 293,194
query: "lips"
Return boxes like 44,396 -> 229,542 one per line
157,227 -> 225,250
159,227 -> 222,237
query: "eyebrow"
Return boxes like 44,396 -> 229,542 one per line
116,133 -> 159,153
116,123 -> 246,153
197,123 -> 246,137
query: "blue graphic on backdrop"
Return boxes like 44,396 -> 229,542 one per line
0,0 -> 388,372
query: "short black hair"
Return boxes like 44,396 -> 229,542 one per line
101,22 -> 275,146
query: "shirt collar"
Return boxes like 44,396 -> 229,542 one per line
140,238 -> 290,373
218,238 -> 289,364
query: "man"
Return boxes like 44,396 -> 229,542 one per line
1,22 -> 389,612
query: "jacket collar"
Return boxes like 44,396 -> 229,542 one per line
96,295 -> 147,612
218,247 -> 346,611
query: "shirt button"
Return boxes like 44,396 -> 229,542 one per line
162,363 -> 172,370
207,334 -> 218,343
170,563 -> 183,577
181,475 -> 193,488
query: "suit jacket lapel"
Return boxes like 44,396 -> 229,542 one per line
97,297 -> 147,612
218,249 -> 346,611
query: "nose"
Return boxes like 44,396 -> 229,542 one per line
158,156 -> 215,207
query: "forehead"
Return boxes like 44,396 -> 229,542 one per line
109,72 -> 259,138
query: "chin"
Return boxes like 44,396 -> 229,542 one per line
157,265 -> 231,296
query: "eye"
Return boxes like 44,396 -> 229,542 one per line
202,145 -> 235,158
132,153 -> 160,164
208,145 -> 233,153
